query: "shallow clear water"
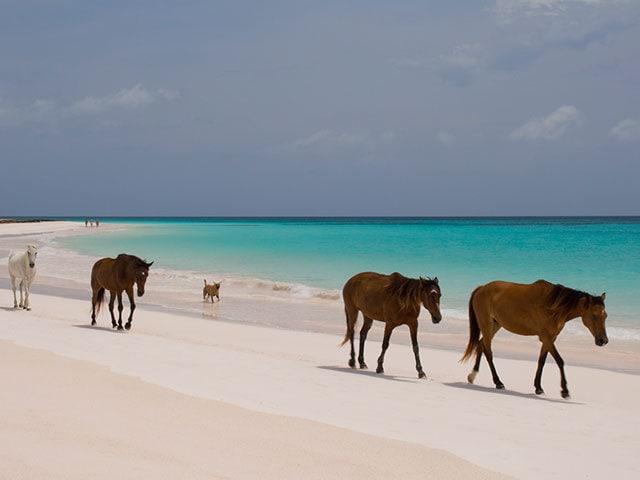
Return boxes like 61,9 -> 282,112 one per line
56,217 -> 640,338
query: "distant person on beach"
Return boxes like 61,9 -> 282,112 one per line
96,219 -> 100,227
85,218 -> 88,227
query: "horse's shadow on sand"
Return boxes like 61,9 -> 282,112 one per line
0,306 -> 20,312
73,324 -> 126,334
444,381 -> 584,405
318,365 -> 418,383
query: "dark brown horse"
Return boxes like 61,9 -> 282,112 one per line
341,271 -> 442,378
461,279 -> 608,398
91,254 -> 153,331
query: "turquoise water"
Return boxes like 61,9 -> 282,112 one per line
58,217 -> 640,332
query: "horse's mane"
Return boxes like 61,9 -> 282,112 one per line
387,273 -> 438,310
116,253 -> 152,269
547,282 -> 603,319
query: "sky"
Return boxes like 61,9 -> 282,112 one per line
1,0 -> 639,216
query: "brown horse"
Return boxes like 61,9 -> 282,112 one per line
461,279 -> 608,398
91,254 -> 153,331
341,271 -> 442,378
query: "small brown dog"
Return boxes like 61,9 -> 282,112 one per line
203,279 -> 221,302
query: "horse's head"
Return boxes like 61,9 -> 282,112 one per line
26,244 -> 38,269
581,293 -> 608,346
420,277 -> 442,324
135,260 -> 154,297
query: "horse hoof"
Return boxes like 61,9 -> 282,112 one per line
535,388 -> 544,395
91,320 -> 96,326
496,383 -> 505,390
418,372 -> 427,379
359,363 -> 368,369
376,367 -> 384,374
561,391 -> 571,399
117,325 -> 124,331
125,323 -> 131,331
25,307 -> 31,311
348,359 -> 356,368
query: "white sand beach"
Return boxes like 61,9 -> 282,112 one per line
1,222 -> 639,479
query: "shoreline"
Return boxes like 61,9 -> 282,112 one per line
2,220 -> 639,374
2,221 -> 640,478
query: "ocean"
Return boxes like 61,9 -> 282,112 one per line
54,217 -> 640,341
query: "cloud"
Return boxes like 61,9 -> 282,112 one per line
278,130 -> 398,161
493,0 -> 616,23
0,98 -> 56,127
490,0 -> 634,73
382,131 -> 397,143
289,130 -> 367,150
441,44 -> 484,69
0,85 -> 180,128
437,44 -> 485,86
68,84 -> 179,115
611,118 -> 640,141
436,132 -> 455,146
510,105 -> 581,140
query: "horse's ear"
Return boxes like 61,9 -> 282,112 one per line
434,277 -> 439,284
601,292 -> 606,301
146,261 -> 154,268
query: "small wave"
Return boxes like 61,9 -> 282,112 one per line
605,326 -> 640,342
440,308 -> 468,321
146,268 -> 342,303
564,323 -> 640,341
249,278 -> 341,302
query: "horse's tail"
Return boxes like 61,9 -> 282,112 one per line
460,286 -> 481,362
94,287 -> 105,316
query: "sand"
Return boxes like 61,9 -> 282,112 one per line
1,221 -> 639,479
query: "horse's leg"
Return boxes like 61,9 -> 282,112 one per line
409,321 -> 426,379
376,322 -> 395,374
10,274 -> 18,308
108,292 -> 118,329
546,342 -> 569,398
534,345 -> 549,395
357,316 -> 373,369
91,287 -> 99,325
483,321 -> 505,390
24,277 -> 33,311
483,344 -> 504,390
124,287 -> 135,331
18,279 -> 25,309
344,304 -> 358,368
467,341 -> 484,384
116,292 -> 124,330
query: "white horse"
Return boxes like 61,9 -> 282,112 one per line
8,244 -> 38,310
